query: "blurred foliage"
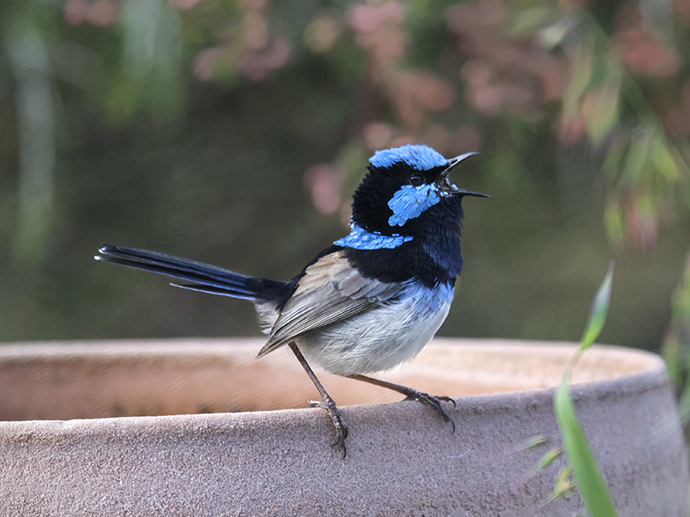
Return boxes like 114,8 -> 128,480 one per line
554,262 -> 616,516
0,0 -> 689,368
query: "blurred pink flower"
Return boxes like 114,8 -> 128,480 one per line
665,80 -> 690,137
363,122 -> 394,150
409,72 -> 454,112
449,1 -> 561,121
389,134 -> 416,148
613,2 -> 680,77
349,1 -> 406,71
531,55 -> 569,101
446,0 -> 505,32
242,0 -> 270,51
349,1 -> 404,33
87,0 -> 118,27
461,58 -> 537,119
676,0 -> 690,26
64,0 -> 89,25
303,164 -> 343,215
557,110 -> 587,145
64,0 -> 118,27
193,47 -> 227,82
615,29 -> 680,77
392,71 -> 454,127
625,193 -> 658,248
240,38 -> 291,81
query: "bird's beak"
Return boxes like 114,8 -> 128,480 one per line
437,152 -> 489,198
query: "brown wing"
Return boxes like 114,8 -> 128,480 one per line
256,250 -> 404,357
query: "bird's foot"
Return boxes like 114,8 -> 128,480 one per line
308,396 -> 348,458
403,390 -> 456,433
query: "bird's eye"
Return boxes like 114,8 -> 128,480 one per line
409,175 -> 423,186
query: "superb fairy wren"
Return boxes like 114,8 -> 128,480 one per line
96,144 -> 488,456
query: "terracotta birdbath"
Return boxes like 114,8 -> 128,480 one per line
0,338 -> 685,516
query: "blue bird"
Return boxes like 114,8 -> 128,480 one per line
96,144 -> 488,456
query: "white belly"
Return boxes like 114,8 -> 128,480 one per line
296,290 -> 452,376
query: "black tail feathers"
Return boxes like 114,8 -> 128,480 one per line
96,244 -> 290,303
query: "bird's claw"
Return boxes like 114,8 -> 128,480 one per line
403,391 -> 456,433
434,394 -> 457,408
308,399 -> 348,458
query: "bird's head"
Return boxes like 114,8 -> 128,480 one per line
350,144 -> 488,237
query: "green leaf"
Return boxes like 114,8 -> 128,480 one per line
554,378 -> 617,516
621,129 -> 652,186
511,7 -> 550,36
653,141 -> 679,181
604,202 -> 625,248
562,44 -> 593,118
581,261 -> 614,350
585,84 -> 620,146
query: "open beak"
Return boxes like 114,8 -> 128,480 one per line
437,152 -> 489,198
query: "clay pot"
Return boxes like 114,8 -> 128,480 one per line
0,338 -> 685,516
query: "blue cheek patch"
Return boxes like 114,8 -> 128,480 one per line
388,184 -> 442,226
334,224 -> 413,250
370,145 -> 447,170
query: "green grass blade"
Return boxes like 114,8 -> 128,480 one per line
581,261 -> 615,350
554,262 -> 618,515
554,378 -> 618,516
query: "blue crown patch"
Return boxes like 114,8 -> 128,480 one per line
369,145 -> 447,171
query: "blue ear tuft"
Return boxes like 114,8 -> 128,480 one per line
369,145 -> 446,171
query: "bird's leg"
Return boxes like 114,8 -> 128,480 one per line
288,343 -> 348,457
346,374 -> 456,433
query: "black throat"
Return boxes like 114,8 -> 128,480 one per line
342,197 -> 465,288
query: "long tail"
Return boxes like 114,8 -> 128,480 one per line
95,244 -> 291,302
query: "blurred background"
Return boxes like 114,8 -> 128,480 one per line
0,0 -> 689,362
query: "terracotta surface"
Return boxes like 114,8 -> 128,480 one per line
0,338 -> 685,516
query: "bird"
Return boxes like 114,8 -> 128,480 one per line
95,144 -> 488,457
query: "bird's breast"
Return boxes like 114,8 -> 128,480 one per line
296,281 -> 454,376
